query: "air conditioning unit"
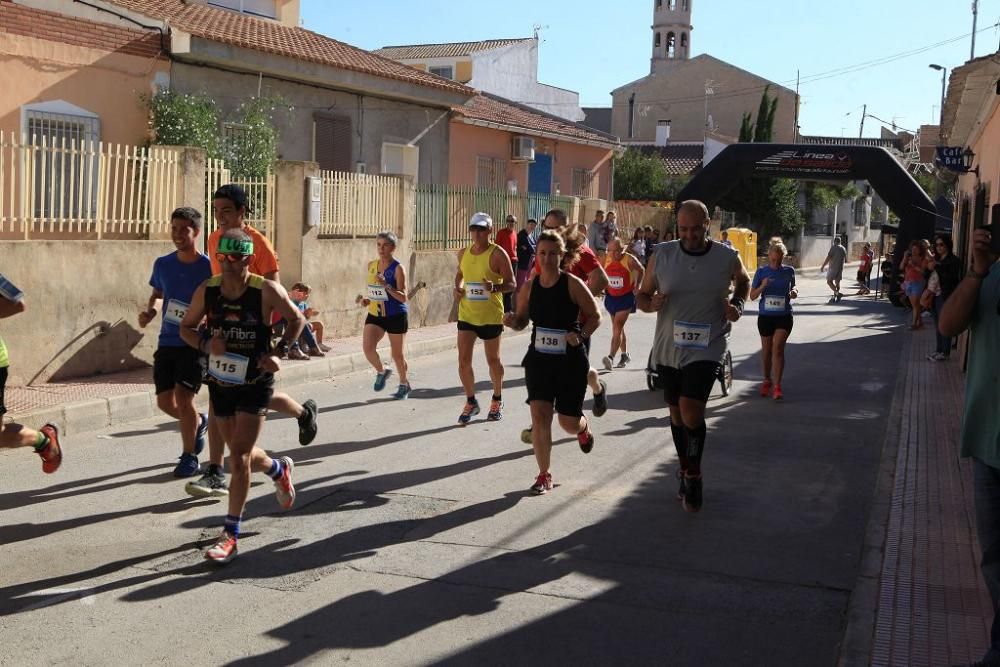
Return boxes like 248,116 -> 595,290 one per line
512,136 -> 535,162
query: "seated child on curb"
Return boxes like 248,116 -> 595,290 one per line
289,283 -> 330,356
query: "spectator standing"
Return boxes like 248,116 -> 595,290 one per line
629,227 -> 646,265
494,215 -> 519,312
938,226 -> 1000,667
586,210 -> 618,260
515,218 -> 538,292
857,242 -> 875,294
927,234 -> 962,361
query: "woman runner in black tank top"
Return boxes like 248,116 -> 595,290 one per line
504,230 -> 602,496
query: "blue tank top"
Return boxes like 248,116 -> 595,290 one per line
367,259 -> 408,317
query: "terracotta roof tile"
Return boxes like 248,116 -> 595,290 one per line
455,93 -> 619,147
634,144 -> 702,175
103,0 -> 472,94
374,38 -> 533,60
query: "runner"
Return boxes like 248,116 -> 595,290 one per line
138,207 -> 212,478
749,239 -> 797,401
356,231 -> 411,399
188,185 -> 318,499
637,200 -> 750,513
505,230 -> 601,494
179,228 -> 305,564
856,242 -> 874,295
820,237 -> 847,302
0,285 -> 62,473
601,237 -> 644,370
454,212 -> 515,424
519,209 -> 609,444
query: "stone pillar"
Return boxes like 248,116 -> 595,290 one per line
273,159 -> 319,288
177,146 -> 207,212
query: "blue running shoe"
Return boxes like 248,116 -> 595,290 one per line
174,452 -> 200,478
194,413 -> 208,456
458,400 -> 480,425
392,383 -> 411,400
374,368 -> 392,392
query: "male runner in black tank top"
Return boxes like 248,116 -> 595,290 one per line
180,228 -> 306,564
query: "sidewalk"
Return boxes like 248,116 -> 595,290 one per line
842,323 -> 992,666
2,320 -> 474,435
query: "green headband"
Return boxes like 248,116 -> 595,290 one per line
218,237 -> 253,256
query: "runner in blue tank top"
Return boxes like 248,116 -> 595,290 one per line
749,240 -> 798,401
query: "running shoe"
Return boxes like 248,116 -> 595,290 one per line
194,412 -> 208,456
185,468 -> 229,498
458,400 -> 480,425
392,383 -> 411,400
676,469 -> 688,501
529,472 -> 553,495
835,293 -> 844,302
760,379 -> 772,397
592,381 -> 608,417
297,399 -> 318,446
205,531 -> 238,564
374,368 -> 392,392
307,347 -> 326,357
486,398 -> 503,421
773,384 -> 784,401
173,452 -> 200,478
602,355 -> 613,371
926,352 -> 945,362
37,423 -> 63,474
682,474 -> 703,513
616,353 -> 631,368
577,427 -> 594,454
274,456 -> 296,510
520,427 -> 533,444
318,343 -> 332,353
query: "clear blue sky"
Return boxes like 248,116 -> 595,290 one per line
302,0 -> 1000,139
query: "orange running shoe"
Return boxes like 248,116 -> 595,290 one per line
37,423 -> 62,474
205,531 -> 238,564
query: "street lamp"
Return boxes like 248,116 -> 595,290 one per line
963,146 -> 980,177
929,64 -> 946,126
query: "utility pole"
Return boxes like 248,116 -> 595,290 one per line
859,103 -> 867,138
971,0 -> 978,60
793,69 -> 800,142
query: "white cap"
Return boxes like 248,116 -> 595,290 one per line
469,212 -> 493,230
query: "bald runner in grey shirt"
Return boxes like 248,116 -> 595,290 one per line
638,200 -> 750,513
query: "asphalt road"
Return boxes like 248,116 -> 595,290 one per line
0,272 -> 904,666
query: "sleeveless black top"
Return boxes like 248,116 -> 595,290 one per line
529,272 -> 582,351
204,274 -> 272,384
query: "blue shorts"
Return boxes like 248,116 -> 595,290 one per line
604,292 -> 636,315
904,280 -> 925,297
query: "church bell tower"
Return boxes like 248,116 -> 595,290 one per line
651,0 -> 692,73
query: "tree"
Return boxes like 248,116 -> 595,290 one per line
613,149 -> 689,201
720,86 -> 802,240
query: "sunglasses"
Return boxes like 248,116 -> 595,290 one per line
215,252 -> 250,263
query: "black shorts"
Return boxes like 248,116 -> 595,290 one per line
208,374 -> 274,417
0,366 -> 7,417
659,360 -> 722,406
153,346 -> 205,395
757,314 -> 794,338
457,320 -> 503,340
365,312 -> 408,335
523,348 -> 590,418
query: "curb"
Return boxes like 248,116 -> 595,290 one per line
10,331 -> 514,437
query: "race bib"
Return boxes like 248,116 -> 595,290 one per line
608,276 -> 624,290
763,295 -> 787,313
208,352 -> 250,384
465,282 -> 489,301
673,320 -> 711,349
367,284 -> 389,302
163,299 -> 189,325
535,327 -> 567,355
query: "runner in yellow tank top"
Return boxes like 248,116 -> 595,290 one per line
453,212 -> 515,425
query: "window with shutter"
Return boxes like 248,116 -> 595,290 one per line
314,114 -> 352,172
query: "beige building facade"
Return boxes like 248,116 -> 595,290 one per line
609,0 -> 798,144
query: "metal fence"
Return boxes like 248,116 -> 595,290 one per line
318,170 -> 405,239
414,186 -> 562,251
0,132 -> 182,239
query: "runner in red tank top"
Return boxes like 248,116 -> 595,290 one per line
601,238 -> 644,370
